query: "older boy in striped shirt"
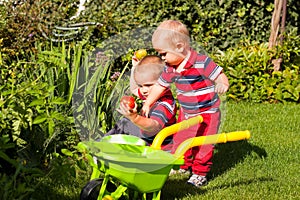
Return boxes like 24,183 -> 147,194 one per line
142,20 -> 229,187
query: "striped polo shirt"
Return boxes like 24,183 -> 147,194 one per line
158,49 -> 222,116
138,88 -> 177,144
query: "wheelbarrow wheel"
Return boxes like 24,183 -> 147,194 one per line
80,178 -> 117,200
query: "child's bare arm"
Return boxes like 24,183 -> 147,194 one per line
142,84 -> 166,117
129,114 -> 161,133
117,101 -> 161,133
129,55 -> 139,96
214,73 -> 229,94
129,66 -> 139,96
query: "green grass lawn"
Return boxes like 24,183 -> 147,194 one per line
162,101 -> 300,200
32,101 -> 300,200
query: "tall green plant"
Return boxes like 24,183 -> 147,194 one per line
0,49 -> 70,199
72,48 -> 131,141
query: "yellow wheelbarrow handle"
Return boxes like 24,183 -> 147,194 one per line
151,115 -> 251,158
173,130 -> 251,158
151,115 -> 203,150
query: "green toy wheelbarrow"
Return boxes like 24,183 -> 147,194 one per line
80,115 -> 250,200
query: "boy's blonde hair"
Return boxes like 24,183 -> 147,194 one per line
134,55 -> 164,80
152,20 -> 190,49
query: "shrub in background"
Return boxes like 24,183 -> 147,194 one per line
0,0 -> 77,61
212,34 -> 300,103
71,0 -> 299,52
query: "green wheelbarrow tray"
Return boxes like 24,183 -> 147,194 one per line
82,116 -> 251,199
85,139 -> 184,193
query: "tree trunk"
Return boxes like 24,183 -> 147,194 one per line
268,0 -> 287,71
268,0 -> 283,50
280,0 -> 287,45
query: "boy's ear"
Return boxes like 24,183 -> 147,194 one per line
175,42 -> 185,53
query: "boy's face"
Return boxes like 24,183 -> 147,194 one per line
153,36 -> 186,67
157,49 -> 184,67
134,73 -> 157,98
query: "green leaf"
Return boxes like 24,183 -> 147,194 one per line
50,111 -> 65,121
283,92 -> 292,99
292,91 -> 299,100
33,115 -> 47,124
61,148 -> 73,157
51,97 -> 66,105
240,84 -> 246,92
48,119 -> 55,136
0,151 -> 18,168
86,153 -> 97,168
285,85 -> 295,94
76,160 -> 86,170
12,119 -> 21,132
76,142 -> 88,153
29,99 -> 44,106
266,87 -> 274,96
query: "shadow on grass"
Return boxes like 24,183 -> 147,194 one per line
208,140 -> 267,180
161,141 -> 268,200
30,182 -> 80,200
162,176 -> 274,200
161,176 -> 206,200
208,176 -> 274,191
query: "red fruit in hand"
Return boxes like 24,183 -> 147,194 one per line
121,96 -> 135,109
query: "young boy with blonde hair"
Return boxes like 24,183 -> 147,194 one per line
107,55 -> 177,150
142,20 -> 229,187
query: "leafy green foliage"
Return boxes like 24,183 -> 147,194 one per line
212,34 -> 300,103
1,0 -> 299,56
49,142 -> 93,184
0,33 -> 132,198
72,48 -> 132,140
0,40 -> 78,199
70,0 -> 299,52
0,0 -> 78,61
0,134 -> 44,200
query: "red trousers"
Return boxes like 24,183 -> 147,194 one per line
171,111 -> 221,176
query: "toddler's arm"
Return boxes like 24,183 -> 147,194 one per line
117,100 -> 161,133
142,84 -> 166,117
214,73 -> 229,94
129,55 -> 139,96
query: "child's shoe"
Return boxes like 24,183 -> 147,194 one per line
187,174 -> 208,187
169,168 -> 191,176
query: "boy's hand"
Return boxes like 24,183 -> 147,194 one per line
132,54 -> 139,67
215,82 -> 229,94
132,49 -> 147,67
141,104 -> 151,118
117,101 -> 137,120
214,73 -> 229,95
